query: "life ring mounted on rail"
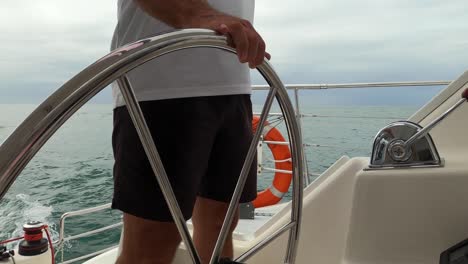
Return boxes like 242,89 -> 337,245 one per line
252,116 -> 293,208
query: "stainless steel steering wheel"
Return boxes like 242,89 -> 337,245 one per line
0,29 -> 304,264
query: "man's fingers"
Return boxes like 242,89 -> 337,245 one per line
229,24 -> 249,62
216,21 -> 270,66
252,39 -> 266,67
215,23 -> 237,51
247,32 -> 260,68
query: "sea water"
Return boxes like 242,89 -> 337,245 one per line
0,102 -> 417,262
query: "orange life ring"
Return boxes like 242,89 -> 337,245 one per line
252,116 -> 293,208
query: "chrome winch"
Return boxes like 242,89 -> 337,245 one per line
369,88 -> 468,168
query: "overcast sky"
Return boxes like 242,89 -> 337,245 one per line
0,0 -> 467,105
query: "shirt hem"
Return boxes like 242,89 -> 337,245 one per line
113,84 -> 252,108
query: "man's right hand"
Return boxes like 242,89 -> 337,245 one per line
135,0 -> 270,69
211,18 -> 271,69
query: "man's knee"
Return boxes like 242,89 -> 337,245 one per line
118,213 -> 182,264
193,197 -> 240,233
209,210 -> 239,234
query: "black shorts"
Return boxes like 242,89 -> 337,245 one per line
112,95 -> 257,222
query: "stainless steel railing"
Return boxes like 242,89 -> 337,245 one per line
54,203 -> 116,248
252,81 -> 451,90
0,29 -> 304,264
53,203 -> 121,264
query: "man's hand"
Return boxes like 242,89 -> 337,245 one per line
213,20 -> 271,69
135,0 -> 270,68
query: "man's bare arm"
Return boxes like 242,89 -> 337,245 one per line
134,0 -> 270,68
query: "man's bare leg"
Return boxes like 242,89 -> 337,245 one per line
116,213 -> 182,264
192,197 -> 240,264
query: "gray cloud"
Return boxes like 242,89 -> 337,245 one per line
0,1 -> 116,89
254,0 -> 467,84
0,0 -> 467,103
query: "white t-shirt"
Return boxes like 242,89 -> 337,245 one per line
111,0 -> 255,108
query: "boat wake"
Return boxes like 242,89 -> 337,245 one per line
0,194 -> 57,246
